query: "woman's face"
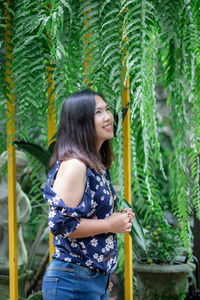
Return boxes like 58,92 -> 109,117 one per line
94,95 -> 114,150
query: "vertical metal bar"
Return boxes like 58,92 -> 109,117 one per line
122,77 -> 133,300
83,7 -> 92,86
47,63 -> 56,260
5,1 -> 18,299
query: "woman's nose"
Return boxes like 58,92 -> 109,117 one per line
104,111 -> 112,121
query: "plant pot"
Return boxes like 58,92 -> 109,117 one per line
134,262 -> 195,300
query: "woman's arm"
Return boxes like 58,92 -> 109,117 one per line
68,212 -> 133,238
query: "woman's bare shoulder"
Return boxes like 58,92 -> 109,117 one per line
60,158 -> 86,173
53,159 -> 87,207
56,159 -> 87,182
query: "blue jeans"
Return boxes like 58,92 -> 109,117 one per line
42,259 -> 110,300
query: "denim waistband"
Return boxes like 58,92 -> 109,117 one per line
49,259 -> 108,275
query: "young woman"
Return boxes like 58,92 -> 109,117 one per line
42,89 -> 134,300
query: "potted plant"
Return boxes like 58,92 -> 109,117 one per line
133,212 -> 196,300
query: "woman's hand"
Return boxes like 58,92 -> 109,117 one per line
121,208 -> 135,223
107,212 -> 134,234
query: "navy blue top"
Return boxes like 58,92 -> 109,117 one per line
43,161 -> 118,274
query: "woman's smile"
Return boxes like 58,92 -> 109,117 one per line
94,95 -> 114,150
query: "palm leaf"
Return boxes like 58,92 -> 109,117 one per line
13,140 -> 51,169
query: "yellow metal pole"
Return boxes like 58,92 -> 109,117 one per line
47,63 -> 56,260
122,77 -> 133,300
83,8 -> 92,85
5,1 -> 18,299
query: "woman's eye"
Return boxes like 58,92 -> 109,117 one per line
95,110 -> 101,114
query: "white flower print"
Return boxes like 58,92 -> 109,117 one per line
79,241 -> 87,254
48,221 -> 55,228
70,252 -> 80,258
49,210 -> 56,218
95,184 -> 99,190
55,247 -> 60,258
54,236 -> 60,243
100,181 -> 103,186
100,196 -> 105,201
97,255 -> 104,262
52,195 -> 61,205
47,199 -> 53,205
79,241 -> 86,248
91,200 -> 97,209
96,176 -> 101,182
105,213 -> 111,218
85,259 -> 93,266
71,241 -> 78,248
70,212 -> 78,217
90,238 -> 98,247
64,257 -> 72,262
62,232 -> 70,238
87,209 -> 95,217
93,253 -> 98,260
91,191 -> 95,198
107,258 -> 113,271
105,236 -> 114,248
61,208 -> 67,215
93,253 -> 104,262
102,235 -> 115,253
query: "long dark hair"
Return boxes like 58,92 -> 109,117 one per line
50,89 -> 113,172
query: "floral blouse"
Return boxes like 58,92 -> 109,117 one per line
43,161 -> 118,274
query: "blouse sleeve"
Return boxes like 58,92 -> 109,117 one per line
43,168 -> 97,238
